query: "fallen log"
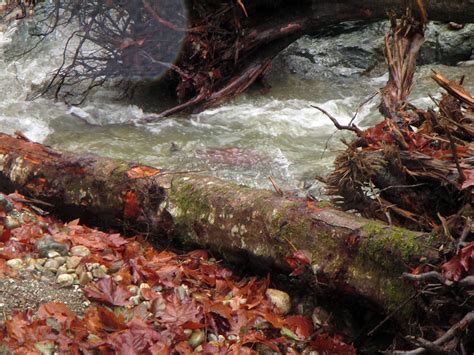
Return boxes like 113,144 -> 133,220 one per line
0,133 -> 445,318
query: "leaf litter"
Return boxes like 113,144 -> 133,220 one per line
0,192 -> 355,354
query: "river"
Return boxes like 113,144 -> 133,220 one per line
0,13 -> 472,192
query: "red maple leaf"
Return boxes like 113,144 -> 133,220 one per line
37,302 -> 77,328
156,295 -> 201,326
284,315 -> 314,338
83,277 -> 133,306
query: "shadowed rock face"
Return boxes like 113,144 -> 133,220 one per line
273,21 -> 474,80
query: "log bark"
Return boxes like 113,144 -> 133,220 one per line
0,133 -> 445,316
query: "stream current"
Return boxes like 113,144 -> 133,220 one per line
0,16 -> 472,191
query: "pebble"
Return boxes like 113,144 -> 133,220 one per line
0,194 -> 15,213
6,259 -> 23,270
128,285 -> 139,294
112,275 -> 123,283
92,267 -> 107,279
189,330 -> 205,348
66,256 -> 81,269
44,259 -> 60,272
4,216 -> 21,230
130,295 -> 141,305
265,288 -> 291,315
57,274 -> 74,287
312,306 -> 331,329
36,235 -> 69,257
35,258 -> 46,266
207,333 -> 218,342
71,246 -> 91,258
54,256 -> 67,266
78,271 -> 92,286
57,265 -> 68,275
47,251 -> 61,259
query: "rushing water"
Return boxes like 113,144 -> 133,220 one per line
0,15 -> 473,191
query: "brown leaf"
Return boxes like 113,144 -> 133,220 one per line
83,277 -> 133,306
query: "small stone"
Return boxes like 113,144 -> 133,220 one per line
0,194 -> 15,213
71,246 -> 91,258
4,216 -> 21,230
189,330 -> 205,348
79,271 -> 92,286
108,261 -> 123,273
44,259 -> 60,272
128,285 -> 139,294
265,288 -> 291,315
57,274 -> 74,287
92,267 -> 107,279
86,262 -> 101,272
194,345 -> 203,353
184,329 -> 193,337
129,295 -> 141,305
312,306 -> 331,329
112,275 -> 123,283
6,258 -> 23,270
207,333 -> 218,342
66,256 -> 81,269
54,257 -> 67,266
47,251 -> 61,259
228,335 -> 239,342
36,235 -> 69,257
35,258 -> 47,266
57,265 -> 68,275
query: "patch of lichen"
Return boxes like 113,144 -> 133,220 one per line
169,178 -> 213,238
359,221 -> 430,270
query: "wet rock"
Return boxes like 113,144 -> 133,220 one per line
273,21 -> 474,81
36,235 -> 69,257
71,246 -> 91,258
420,23 -> 474,65
189,330 -> 205,348
6,258 -> 23,270
57,274 -> 74,287
66,256 -> 81,269
128,285 -> 139,294
4,215 -> 21,230
265,288 -> 291,315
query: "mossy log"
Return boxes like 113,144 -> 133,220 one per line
0,133 -> 445,315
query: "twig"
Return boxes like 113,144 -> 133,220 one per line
428,95 -> 466,183
402,271 -> 453,286
395,311 -> 474,354
311,105 -> 363,135
348,91 -> 378,126
457,217 -> 472,252
367,292 -> 419,336
269,176 -> 284,196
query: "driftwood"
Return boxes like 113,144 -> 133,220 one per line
326,8 -> 474,232
0,132 -> 446,318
